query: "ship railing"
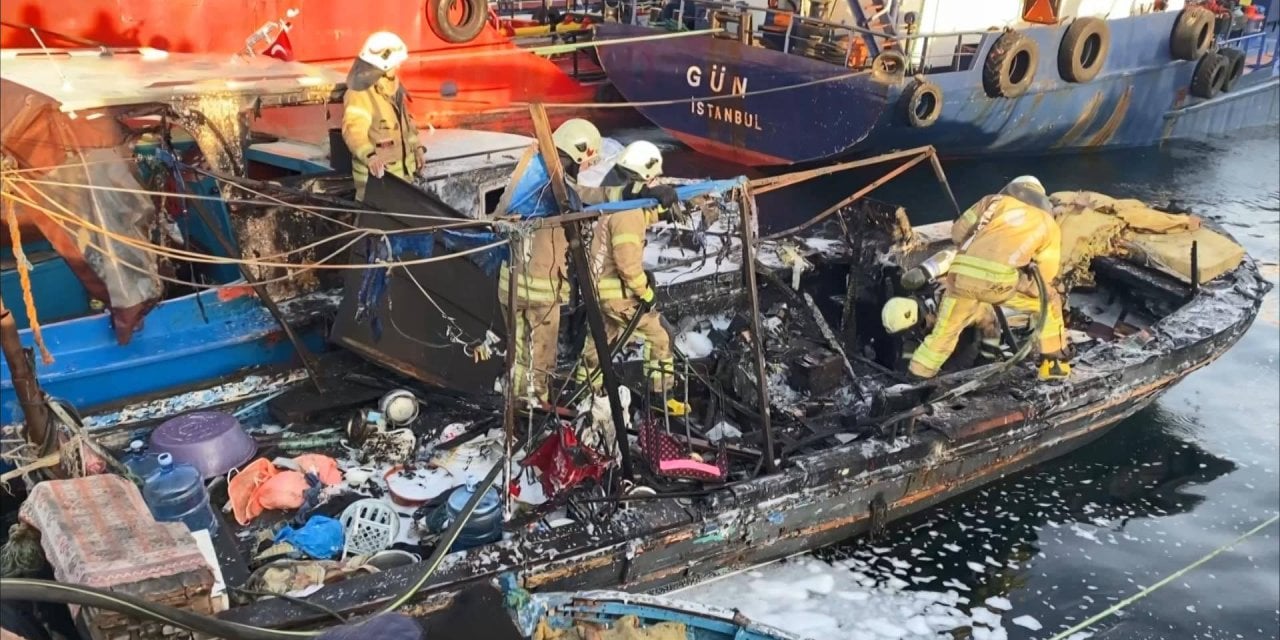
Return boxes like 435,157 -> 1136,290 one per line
1218,29 -> 1279,72
628,0 -> 992,73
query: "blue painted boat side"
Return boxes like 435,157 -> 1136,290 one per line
0,287 -> 324,424
1,243 -> 90,329
596,13 -> 1279,165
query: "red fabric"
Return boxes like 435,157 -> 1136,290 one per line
521,425 -> 607,498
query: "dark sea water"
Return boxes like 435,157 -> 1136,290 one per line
612,126 -> 1280,639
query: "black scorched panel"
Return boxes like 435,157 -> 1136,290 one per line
330,175 -> 506,394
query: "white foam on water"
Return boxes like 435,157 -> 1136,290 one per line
1011,615 -> 1043,631
680,558 -> 995,639
984,596 -> 1013,611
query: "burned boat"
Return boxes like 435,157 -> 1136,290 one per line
0,48 -> 352,426
0,84 -> 1269,638
2,141 -> 1269,640
209,169 -> 1267,634
0,48 -> 551,429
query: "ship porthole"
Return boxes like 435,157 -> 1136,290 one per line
1170,6 -> 1216,61
1190,52 -> 1227,99
428,0 -> 489,44
1058,17 -> 1110,83
983,31 -> 1039,98
901,80 -> 943,128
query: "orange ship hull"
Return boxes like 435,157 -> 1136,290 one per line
0,0 -> 625,132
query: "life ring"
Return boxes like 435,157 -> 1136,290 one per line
1058,17 -> 1109,83
900,80 -> 943,128
428,0 -> 488,44
1170,6 -> 1215,61
983,31 -> 1038,98
1189,52 -> 1227,99
1217,47 -> 1246,92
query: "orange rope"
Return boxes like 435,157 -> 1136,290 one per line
3,197 -> 54,365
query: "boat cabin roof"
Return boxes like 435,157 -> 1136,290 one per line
0,48 -> 342,113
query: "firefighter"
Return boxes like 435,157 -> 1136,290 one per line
882,248 -> 1036,371
908,176 -> 1070,381
497,119 -> 603,406
341,31 -> 425,201
573,140 -> 682,399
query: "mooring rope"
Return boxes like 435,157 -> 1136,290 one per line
1045,513 -> 1280,640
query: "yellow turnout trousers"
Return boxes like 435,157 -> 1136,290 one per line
574,299 -> 675,393
909,258 -> 1065,378
502,301 -> 560,403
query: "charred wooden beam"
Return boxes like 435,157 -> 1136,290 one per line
526,103 -> 634,481
738,187 -> 776,473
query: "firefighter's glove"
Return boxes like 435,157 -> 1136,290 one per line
638,287 -> 656,313
366,151 -> 388,178
643,184 -> 680,211
414,145 -> 427,173
900,266 -> 930,292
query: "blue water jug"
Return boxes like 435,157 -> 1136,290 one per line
143,453 -> 218,534
122,440 -> 159,480
445,477 -> 502,552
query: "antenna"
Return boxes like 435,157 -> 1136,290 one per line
28,26 -> 73,93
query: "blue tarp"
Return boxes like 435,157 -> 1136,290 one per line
505,154 -> 584,219
583,177 -> 748,213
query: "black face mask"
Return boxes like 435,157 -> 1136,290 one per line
559,151 -> 580,180
346,58 -> 386,92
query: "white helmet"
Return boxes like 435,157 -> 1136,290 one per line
1007,175 -> 1045,194
615,140 -> 664,182
359,31 -> 409,72
552,119 -> 602,166
881,297 -> 920,334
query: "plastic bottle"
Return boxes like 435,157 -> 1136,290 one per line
142,453 -> 218,535
444,477 -> 502,552
122,440 -> 160,480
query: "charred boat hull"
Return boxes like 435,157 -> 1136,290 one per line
220,215 -> 1269,630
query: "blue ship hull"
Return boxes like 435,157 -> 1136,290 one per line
0,287 -> 328,425
596,13 -> 1279,166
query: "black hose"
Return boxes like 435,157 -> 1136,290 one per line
0,578 -> 297,640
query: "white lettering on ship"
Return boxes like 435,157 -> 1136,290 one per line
685,64 -> 761,131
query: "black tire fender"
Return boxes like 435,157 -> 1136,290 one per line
1058,17 -> 1110,83
983,31 -> 1039,98
1170,6 -> 1215,61
900,79 -> 943,128
428,0 -> 488,44
871,49 -> 908,82
1190,52 -> 1227,99
1218,47 -> 1246,92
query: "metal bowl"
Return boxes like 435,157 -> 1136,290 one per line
150,411 -> 257,479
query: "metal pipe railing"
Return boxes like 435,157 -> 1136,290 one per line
617,0 -> 993,72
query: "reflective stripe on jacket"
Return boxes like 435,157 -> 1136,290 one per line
947,194 -> 1061,302
498,226 -> 569,305
589,208 -> 657,300
342,76 -> 420,199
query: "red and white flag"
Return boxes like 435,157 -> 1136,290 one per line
264,30 -> 295,61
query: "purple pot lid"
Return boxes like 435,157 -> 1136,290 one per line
151,411 -> 256,479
